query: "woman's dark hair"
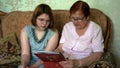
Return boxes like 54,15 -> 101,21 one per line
31,4 -> 54,29
70,0 -> 90,18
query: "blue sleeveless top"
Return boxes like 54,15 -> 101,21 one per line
25,25 -> 55,65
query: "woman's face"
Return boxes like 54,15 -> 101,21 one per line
36,13 -> 50,31
70,10 -> 88,29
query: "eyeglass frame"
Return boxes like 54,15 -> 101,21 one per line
69,16 -> 86,22
37,17 -> 50,24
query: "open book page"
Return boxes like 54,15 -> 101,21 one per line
34,51 -> 65,62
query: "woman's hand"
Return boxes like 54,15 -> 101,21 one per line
59,60 -> 80,68
54,48 -> 64,53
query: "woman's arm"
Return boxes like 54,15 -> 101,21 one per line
45,30 -> 59,51
55,43 -> 64,53
31,30 -> 59,68
59,52 -> 103,68
20,28 -> 30,68
79,24 -> 104,67
79,52 -> 103,67
58,44 -> 103,67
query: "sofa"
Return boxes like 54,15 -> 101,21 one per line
0,8 -> 116,68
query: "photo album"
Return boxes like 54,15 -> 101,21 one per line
34,51 -> 65,62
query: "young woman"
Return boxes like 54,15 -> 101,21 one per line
19,4 -> 59,68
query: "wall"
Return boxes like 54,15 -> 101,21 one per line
0,0 -> 120,67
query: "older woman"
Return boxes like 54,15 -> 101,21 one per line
57,1 -> 104,68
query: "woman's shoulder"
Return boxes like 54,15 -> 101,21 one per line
46,28 -> 58,39
24,25 -> 35,29
48,28 -> 59,35
21,25 -> 32,33
47,28 -> 58,34
63,21 -> 74,29
90,21 -> 102,33
90,21 -> 101,30
64,21 -> 73,26
22,25 -> 35,35
23,25 -> 35,32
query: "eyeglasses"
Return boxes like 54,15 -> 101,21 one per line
70,16 -> 85,22
37,18 -> 50,24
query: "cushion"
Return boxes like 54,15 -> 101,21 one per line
0,33 -> 20,65
90,51 -> 116,68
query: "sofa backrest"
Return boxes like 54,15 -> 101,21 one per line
0,8 -> 111,49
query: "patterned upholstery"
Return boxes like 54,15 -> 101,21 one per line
0,8 -> 115,68
0,33 -> 20,68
